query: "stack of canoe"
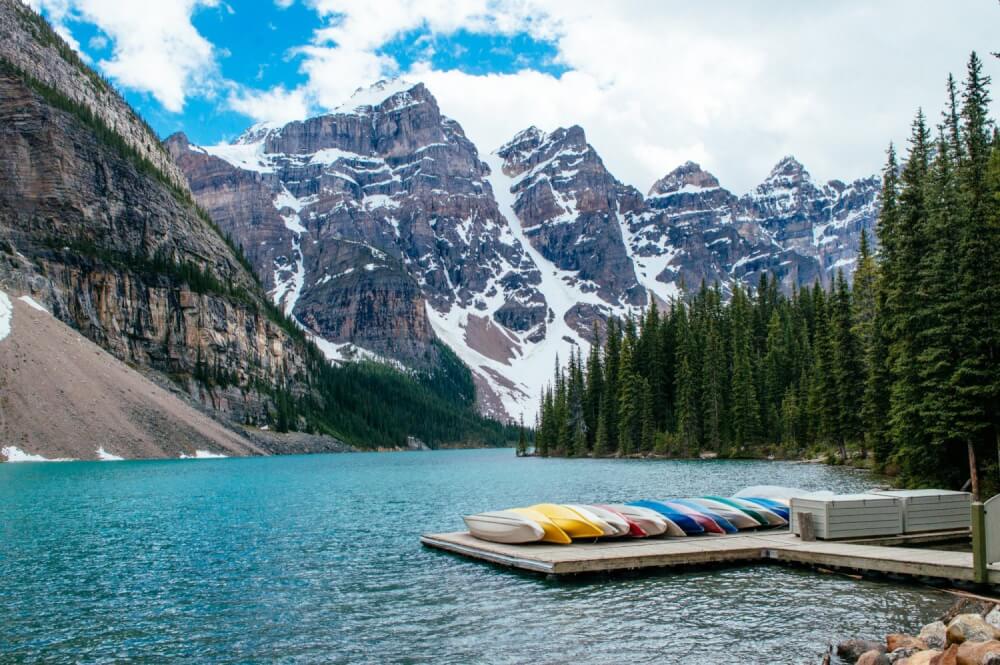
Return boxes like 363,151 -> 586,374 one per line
463,496 -> 791,545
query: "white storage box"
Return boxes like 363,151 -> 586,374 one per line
790,493 -> 903,540
872,489 -> 971,533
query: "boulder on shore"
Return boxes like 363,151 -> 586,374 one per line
921,622 -> 949,650
956,639 -> 1000,665
857,649 -> 891,665
948,614 -> 1000,645
839,639 -> 887,661
897,649 -> 941,665
889,635 -> 929,652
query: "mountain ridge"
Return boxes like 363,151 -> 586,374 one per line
172,78 -> 881,421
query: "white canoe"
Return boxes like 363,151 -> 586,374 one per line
728,497 -> 788,526
463,510 -> 545,544
579,504 -> 631,537
688,498 -> 761,530
606,503 -> 686,537
564,504 -> 617,537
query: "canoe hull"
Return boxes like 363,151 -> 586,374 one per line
463,511 -> 545,544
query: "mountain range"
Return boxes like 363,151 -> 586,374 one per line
168,79 -> 881,421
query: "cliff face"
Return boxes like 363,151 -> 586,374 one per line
0,0 -> 187,191
0,11 -> 317,426
172,80 -> 546,394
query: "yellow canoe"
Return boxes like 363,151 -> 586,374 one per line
509,508 -> 572,544
527,503 -> 605,539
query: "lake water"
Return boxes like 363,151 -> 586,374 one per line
0,450 -> 953,664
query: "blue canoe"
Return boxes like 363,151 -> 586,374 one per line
670,499 -> 739,534
629,500 -> 704,535
741,497 -> 790,521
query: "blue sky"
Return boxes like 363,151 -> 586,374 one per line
26,0 -> 1000,193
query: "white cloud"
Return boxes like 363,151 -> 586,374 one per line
228,85 -> 310,126
237,0 -> 999,193
31,0 -> 999,192
29,0 -> 221,113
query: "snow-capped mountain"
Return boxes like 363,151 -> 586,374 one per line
169,80 -> 880,422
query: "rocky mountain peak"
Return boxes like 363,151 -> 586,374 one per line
765,155 -> 810,184
648,161 -> 721,197
336,78 -> 423,113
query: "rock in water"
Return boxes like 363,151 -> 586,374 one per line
947,615 -> 1000,645
921,622 -> 949,650
838,639 -> 887,661
986,607 -> 1000,630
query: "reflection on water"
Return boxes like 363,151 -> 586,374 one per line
0,450 -> 952,663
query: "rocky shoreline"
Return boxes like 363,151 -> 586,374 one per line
834,598 -> 1000,664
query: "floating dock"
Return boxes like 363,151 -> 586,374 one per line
421,530 -> 993,583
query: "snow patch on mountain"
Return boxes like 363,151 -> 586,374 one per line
0,290 -> 11,342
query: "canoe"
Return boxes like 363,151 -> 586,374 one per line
565,504 -> 619,537
463,510 -> 545,544
688,498 -> 762,530
727,497 -> 787,526
526,503 -> 605,539
660,500 -> 727,535
701,495 -> 770,526
593,504 -> 648,537
603,503 -> 673,536
671,499 -> 739,534
741,497 -> 791,521
508,508 -> 573,544
575,504 -> 631,537
629,500 -> 704,535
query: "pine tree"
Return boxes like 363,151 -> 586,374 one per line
516,417 -> 527,456
584,325 -> 604,450
597,318 -> 622,455
730,285 -> 760,451
852,229 -> 878,354
887,111 -> 933,483
951,52 -> 998,498
674,303 -> 700,452
830,270 -> 863,459
701,318 -> 726,452
640,377 -> 656,453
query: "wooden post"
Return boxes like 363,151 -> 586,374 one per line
797,512 -> 816,542
972,501 -> 987,585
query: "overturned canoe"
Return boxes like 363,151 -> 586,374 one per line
573,504 -> 631,537
660,500 -> 727,535
671,499 -> 739,534
464,510 -> 545,544
688,498 -> 762,530
741,497 -> 791,521
526,503 -> 605,539
701,495 -> 770,527
727,497 -> 787,526
508,507 -> 573,544
629,500 -> 704,535
604,503 -> 677,536
594,504 -> 648,537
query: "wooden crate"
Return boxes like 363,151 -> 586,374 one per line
790,494 -> 903,540
872,489 -> 971,533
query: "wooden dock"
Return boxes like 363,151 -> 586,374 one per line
421,530 -> 995,584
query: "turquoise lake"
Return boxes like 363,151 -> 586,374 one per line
0,449 -> 954,663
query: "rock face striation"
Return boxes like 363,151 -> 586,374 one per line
0,0 -> 333,430
173,80 -> 880,421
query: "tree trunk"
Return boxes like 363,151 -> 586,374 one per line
968,440 -> 981,502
